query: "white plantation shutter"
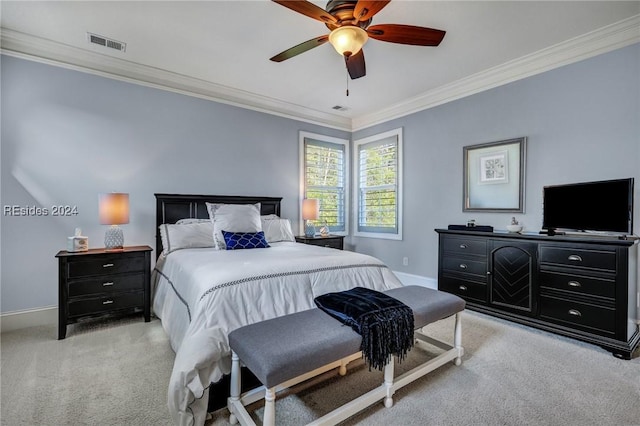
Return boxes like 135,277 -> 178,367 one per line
354,129 -> 403,239
301,134 -> 348,233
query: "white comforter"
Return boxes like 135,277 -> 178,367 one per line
152,242 -> 403,426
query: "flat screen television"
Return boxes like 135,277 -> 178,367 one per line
542,178 -> 634,235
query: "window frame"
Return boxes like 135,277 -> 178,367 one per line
299,131 -> 350,236
352,128 -> 403,240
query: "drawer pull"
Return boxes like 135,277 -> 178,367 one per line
102,282 -> 114,287
567,255 -> 583,262
459,244 -> 467,249
102,300 -> 114,305
568,281 -> 581,288
459,285 -> 467,291
568,309 -> 582,317
459,264 -> 468,269
103,263 -> 115,268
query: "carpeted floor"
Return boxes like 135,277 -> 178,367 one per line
1,311 -> 639,425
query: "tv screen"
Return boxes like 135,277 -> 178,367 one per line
542,178 -> 634,234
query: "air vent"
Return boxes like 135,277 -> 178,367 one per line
332,105 -> 349,111
87,32 -> 126,52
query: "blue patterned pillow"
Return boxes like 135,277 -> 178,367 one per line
222,231 -> 270,250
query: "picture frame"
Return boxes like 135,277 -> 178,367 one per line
463,137 -> 526,212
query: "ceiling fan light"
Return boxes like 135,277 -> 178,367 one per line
328,26 -> 368,57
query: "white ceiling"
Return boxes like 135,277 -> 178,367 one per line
1,1 -> 639,130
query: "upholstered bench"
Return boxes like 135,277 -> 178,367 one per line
227,285 -> 465,426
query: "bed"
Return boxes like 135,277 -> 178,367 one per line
152,194 -> 404,426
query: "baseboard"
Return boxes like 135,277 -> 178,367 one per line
392,272 -> 437,290
1,306 -> 57,333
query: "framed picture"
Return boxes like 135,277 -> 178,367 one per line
478,150 -> 508,183
463,137 -> 526,212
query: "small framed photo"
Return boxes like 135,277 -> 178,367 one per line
479,150 -> 508,183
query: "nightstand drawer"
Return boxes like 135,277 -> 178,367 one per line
315,238 -> 343,249
539,246 -> 616,272
68,254 -> 146,278
68,273 -> 145,297
539,295 -> 615,336
539,271 -> 615,299
442,237 -> 486,257
68,292 -> 144,317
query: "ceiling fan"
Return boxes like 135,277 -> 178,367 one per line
270,0 -> 446,79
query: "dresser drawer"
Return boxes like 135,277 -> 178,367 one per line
539,271 -> 615,299
68,254 -> 146,278
539,295 -> 615,336
68,292 -> 144,317
443,237 -> 486,257
539,246 -> 616,272
442,256 -> 487,279
68,273 -> 145,297
439,277 -> 487,303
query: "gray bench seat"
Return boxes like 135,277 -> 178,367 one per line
228,285 -> 465,426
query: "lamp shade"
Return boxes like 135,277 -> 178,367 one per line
328,26 -> 368,57
99,193 -> 130,225
302,198 -> 319,221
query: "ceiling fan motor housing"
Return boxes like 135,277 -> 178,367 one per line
325,0 -> 372,30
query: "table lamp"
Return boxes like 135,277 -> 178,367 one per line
302,198 -> 319,237
99,193 -> 129,250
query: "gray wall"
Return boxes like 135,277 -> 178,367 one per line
351,43 -> 640,276
0,55 -> 349,312
2,42 -> 639,314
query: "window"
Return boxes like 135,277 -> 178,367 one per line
300,132 -> 349,234
353,128 -> 403,240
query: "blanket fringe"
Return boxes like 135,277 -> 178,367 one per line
358,305 -> 414,371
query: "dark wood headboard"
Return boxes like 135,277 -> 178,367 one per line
155,193 -> 282,257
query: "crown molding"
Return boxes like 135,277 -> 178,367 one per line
0,28 -> 352,131
352,14 -> 640,131
2,15 -> 639,133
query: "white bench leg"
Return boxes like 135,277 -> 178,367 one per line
229,351 -> 241,425
263,387 -> 276,426
383,357 -> 395,408
454,312 -> 463,366
339,358 -> 348,376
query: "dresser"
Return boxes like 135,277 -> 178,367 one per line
436,229 -> 639,359
295,235 -> 344,250
56,245 -> 152,339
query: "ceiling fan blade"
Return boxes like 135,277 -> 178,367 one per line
345,49 -> 366,79
270,35 -> 329,62
353,1 -> 391,22
271,0 -> 337,25
367,24 -> 446,46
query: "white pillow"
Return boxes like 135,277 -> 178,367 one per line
206,203 -> 262,250
175,218 -> 210,225
261,218 -> 295,243
159,222 -> 215,255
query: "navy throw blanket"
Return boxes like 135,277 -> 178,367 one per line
314,287 -> 414,371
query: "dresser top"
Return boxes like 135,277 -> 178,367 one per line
435,229 -> 637,247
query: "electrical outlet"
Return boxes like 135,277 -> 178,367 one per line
402,257 -> 409,266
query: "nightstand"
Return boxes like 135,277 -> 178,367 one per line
55,245 -> 152,339
295,235 -> 344,250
